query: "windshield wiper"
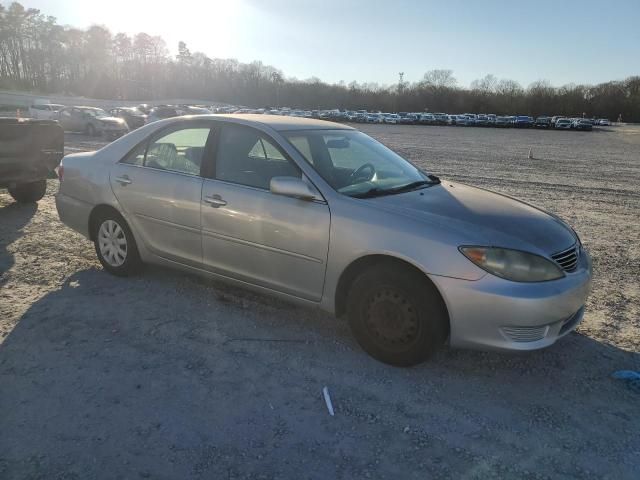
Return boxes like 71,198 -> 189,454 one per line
390,180 -> 433,193
351,187 -> 387,198
351,177 -> 440,199
427,174 -> 440,183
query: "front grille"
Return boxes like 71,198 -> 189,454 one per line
501,325 -> 549,343
551,245 -> 579,272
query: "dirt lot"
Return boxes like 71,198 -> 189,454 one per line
1,125 -> 639,479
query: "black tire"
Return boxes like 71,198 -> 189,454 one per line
86,124 -> 96,137
92,211 -> 141,276
346,262 -> 449,367
8,179 -> 47,203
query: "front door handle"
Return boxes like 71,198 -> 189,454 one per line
203,195 -> 227,208
115,175 -> 132,186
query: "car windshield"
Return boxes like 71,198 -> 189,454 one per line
85,108 -> 109,118
284,129 -> 435,198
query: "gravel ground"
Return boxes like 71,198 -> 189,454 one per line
1,126 -> 639,479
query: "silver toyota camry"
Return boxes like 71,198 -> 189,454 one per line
56,114 -> 592,366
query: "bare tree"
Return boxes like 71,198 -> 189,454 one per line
0,1 -> 637,121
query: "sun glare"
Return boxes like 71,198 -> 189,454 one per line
89,0 -> 246,56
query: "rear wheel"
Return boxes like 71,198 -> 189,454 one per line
346,263 -> 448,367
92,212 -> 141,276
8,179 -> 47,203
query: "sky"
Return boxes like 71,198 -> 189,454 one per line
12,0 -> 640,87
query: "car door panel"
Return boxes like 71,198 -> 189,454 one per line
110,164 -> 203,267
109,124 -> 213,268
201,179 -> 330,301
71,109 -> 83,131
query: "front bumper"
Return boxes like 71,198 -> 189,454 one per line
430,247 -> 592,351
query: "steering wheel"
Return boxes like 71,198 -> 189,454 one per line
349,163 -> 376,183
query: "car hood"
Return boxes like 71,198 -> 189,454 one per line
98,117 -> 126,124
366,181 -> 577,255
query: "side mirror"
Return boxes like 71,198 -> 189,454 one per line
270,176 -> 317,201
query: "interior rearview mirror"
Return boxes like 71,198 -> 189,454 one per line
270,176 -> 316,201
326,138 -> 349,149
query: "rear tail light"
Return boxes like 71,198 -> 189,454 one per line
57,165 -> 64,181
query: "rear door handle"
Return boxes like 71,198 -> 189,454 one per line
115,175 -> 132,186
203,195 -> 227,208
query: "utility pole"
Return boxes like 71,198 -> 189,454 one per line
396,72 -> 404,112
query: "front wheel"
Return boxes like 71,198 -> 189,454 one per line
93,212 -> 141,276
8,179 -> 47,203
346,263 -> 449,366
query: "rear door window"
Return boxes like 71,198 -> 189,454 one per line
119,126 -> 212,174
145,128 -> 211,175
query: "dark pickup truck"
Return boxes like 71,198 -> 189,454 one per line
0,118 -> 64,203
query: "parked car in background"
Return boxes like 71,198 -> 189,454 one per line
384,114 -> 399,124
554,118 -> 572,129
109,107 -> 147,130
354,112 -> 368,123
399,113 -> 418,125
177,105 -> 212,116
487,114 -> 497,126
147,105 -> 181,124
419,113 -> 436,125
476,114 -> 489,126
29,103 -> 64,120
455,115 -> 473,126
495,116 -> 511,127
137,104 -> 152,115
514,115 -> 533,128
534,116 -> 551,128
433,113 -> 448,125
56,114 -> 592,366
58,106 -> 128,138
572,119 -> 593,131
597,118 -> 611,126
463,113 -> 477,125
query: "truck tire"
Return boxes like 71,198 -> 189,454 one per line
8,179 -> 47,203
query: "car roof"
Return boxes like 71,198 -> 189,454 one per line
187,114 -> 354,131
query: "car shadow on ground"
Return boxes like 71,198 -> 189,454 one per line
0,198 -> 37,276
0,266 -> 638,479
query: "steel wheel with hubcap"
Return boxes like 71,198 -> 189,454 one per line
98,219 -> 128,267
93,211 -> 141,276
346,262 -> 449,366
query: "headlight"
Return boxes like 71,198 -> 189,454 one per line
459,246 -> 565,282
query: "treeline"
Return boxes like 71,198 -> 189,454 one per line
1,2 -> 639,120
